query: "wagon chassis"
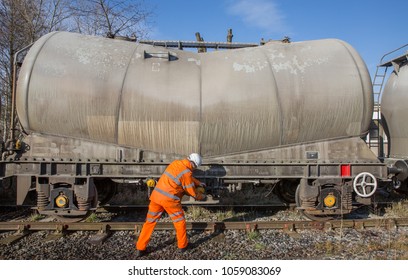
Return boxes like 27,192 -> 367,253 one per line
0,157 -> 389,220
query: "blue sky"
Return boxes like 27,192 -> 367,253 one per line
145,0 -> 407,79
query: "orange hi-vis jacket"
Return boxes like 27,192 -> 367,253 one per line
150,159 -> 205,203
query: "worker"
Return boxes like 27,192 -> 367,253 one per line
135,153 -> 207,257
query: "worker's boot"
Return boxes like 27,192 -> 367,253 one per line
136,249 -> 147,258
178,244 -> 190,253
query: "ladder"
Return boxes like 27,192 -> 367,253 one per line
372,64 -> 388,106
369,64 -> 388,157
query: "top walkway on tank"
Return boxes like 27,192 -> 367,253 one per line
138,40 -> 259,50
379,52 -> 408,67
378,43 -> 408,67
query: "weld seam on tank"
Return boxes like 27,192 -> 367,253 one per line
337,40 -> 372,134
115,44 -> 140,144
259,47 -> 283,146
198,54 -> 203,155
21,31 -> 60,131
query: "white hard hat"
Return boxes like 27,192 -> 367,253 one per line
188,153 -> 202,167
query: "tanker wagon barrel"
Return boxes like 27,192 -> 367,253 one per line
6,31 -> 387,220
16,31 -> 373,157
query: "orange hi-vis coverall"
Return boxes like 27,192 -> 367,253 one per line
136,159 -> 205,250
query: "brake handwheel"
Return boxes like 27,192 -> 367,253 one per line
353,172 -> 377,198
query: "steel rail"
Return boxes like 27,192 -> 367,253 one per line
0,218 -> 407,233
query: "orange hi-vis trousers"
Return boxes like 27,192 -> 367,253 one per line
136,200 -> 187,250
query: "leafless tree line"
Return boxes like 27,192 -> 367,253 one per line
0,0 -> 153,142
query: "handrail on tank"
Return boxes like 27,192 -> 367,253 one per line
139,40 -> 259,50
10,43 -> 33,141
379,43 -> 408,66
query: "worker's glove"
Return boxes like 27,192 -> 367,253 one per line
200,182 -> 207,188
196,192 -> 206,201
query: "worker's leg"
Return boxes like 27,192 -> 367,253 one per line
164,203 -> 187,249
136,201 -> 163,251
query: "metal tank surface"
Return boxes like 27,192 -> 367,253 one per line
381,59 -> 408,159
17,31 -> 373,158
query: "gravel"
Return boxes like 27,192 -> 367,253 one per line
0,207 -> 407,260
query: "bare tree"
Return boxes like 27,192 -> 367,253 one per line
0,0 -> 30,142
0,0 -> 153,142
69,0 -> 152,39
0,0 -> 74,141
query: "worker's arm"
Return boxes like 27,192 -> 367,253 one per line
181,172 -> 205,200
192,177 -> 203,186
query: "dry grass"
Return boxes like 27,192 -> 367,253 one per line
314,232 -> 408,260
186,206 -> 212,220
389,235 -> 408,252
384,200 -> 408,218
314,241 -> 343,255
186,206 -> 242,221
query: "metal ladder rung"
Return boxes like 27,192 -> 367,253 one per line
368,64 -> 389,158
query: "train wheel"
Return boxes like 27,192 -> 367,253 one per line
94,178 -> 117,205
50,191 -> 98,223
274,180 -> 298,204
295,185 -> 339,221
42,183 -> 99,223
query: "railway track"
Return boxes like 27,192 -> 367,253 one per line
1,218 -> 407,245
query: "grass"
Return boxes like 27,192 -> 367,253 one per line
185,206 -> 239,221
254,242 -> 266,250
29,213 -> 45,221
246,230 -> 267,251
222,253 -> 239,260
247,230 -> 261,241
215,209 -> 235,221
85,213 -> 100,223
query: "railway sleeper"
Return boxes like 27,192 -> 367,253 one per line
0,224 -> 30,245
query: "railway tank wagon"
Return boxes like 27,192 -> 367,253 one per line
380,49 -> 408,190
0,31 -> 391,220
